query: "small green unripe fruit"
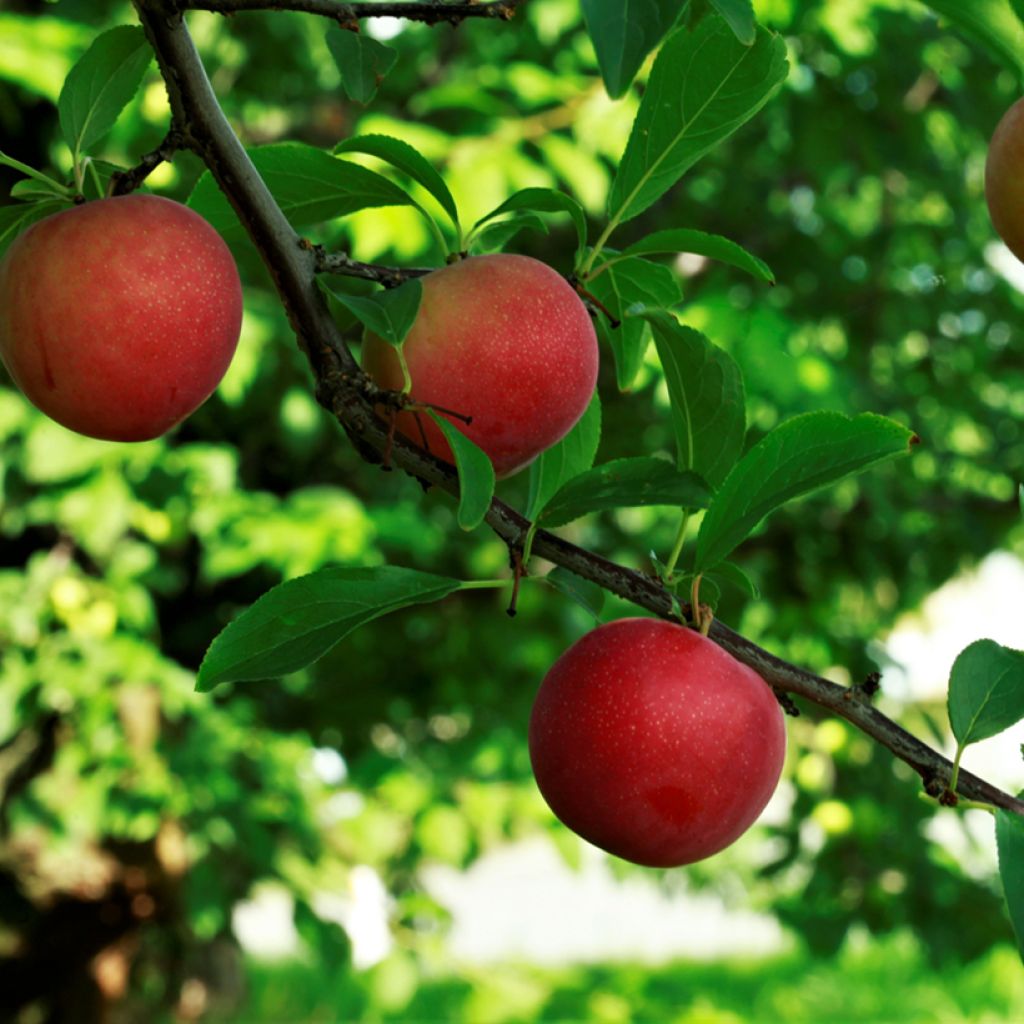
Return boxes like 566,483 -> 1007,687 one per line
362,253 -> 599,478
0,194 -> 242,441
529,618 -> 786,868
986,98 -> 1024,262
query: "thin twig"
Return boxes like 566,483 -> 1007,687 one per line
109,127 -> 185,195
315,248 -> 433,286
131,0 -> 1024,819
186,0 -> 522,25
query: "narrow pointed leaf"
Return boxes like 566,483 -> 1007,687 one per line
708,559 -> 760,599
618,227 -> 773,283
325,278 -> 423,348
334,132 -> 459,232
526,392 -> 602,521
188,143 -> 414,238
996,805 -> 1024,962
695,412 -> 916,571
710,0 -> 757,45
325,25 -> 398,105
608,18 -> 788,226
539,457 -> 711,528
473,188 -> 587,263
472,212 -> 549,254
428,412 -> 495,531
948,639 -> 1024,748
648,314 -> 745,489
58,26 -> 152,157
196,566 -> 462,690
586,256 -> 680,390
581,0 -> 681,99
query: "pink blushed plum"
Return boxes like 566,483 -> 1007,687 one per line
362,253 -> 598,478
0,193 -> 242,441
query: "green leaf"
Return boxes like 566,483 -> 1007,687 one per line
1014,0 -> 1024,30
648,314 -> 745,489
617,227 -> 774,283
526,392 -> 602,521
608,18 -> 788,226
472,188 -> 587,264
581,0 -> 681,99
709,0 -> 756,45
334,132 -> 459,233
324,278 -> 423,348
471,212 -> 550,254
695,412 -> 916,571
427,412 -> 495,531
0,200 -> 66,259
586,256 -> 681,390
919,0 -> 1024,77
0,152 -> 74,200
196,566 -> 462,690
708,559 -> 759,598
948,640 -> 1024,748
539,457 -> 711,528
325,25 -> 398,105
58,25 -> 152,159
187,143 -> 414,238
546,566 -> 606,621
996,805 -> 1024,962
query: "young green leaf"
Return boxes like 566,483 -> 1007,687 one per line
196,565 -> 462,691
471,188 -> 587,264
695,412 -> 916,572
0,200 -> 66,259
709,0 -> 757,45
607,18 -> 788,228
586,256 -> 681,391
58,25 -> 152,161
948,639 -> 1024,749
616,227 -> 774,283
526,391 -> 602,521
546,565 -> 605,621
647,314 -> 745,489
325,25 -> 398,105
538,457 -> 711,528
427,412 -> 495,531
334,132 -> 459,234
0,152 -> 74,200
471,212 -> 550,254
187,143 -> 414,238
581,0 -> 681,99
324,278 -> 423,348
996,805 -> 1024,962
708,559 -> 760,599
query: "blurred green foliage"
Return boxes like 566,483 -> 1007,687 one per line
1,0 -> 1022,1019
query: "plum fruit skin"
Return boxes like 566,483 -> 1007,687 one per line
0,194 -> 243,441
986,98 -> 1024,263
529,618 -> 786,868
362,253 -> 599,478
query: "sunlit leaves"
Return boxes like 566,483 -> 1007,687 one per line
647,314 -> 745,489
695,412 -> 916,572
996,805 -> 1024,962
920,0 -> 1024,76
607,17 -> 788,227
947,639 -> 1024,748
58,25 -> 151,160
619,227 -> 774,283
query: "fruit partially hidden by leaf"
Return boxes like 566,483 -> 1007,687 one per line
362,253 -> 598,478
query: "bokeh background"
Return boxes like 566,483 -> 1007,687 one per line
1,0 -> 1023,1020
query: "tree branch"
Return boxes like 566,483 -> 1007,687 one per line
130,0 -> 1024,819
109,127 -> 185,196
314,246 -> 433,286
186,0 -> 522,25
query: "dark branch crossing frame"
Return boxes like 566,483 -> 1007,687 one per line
128,0 -> 1024,818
